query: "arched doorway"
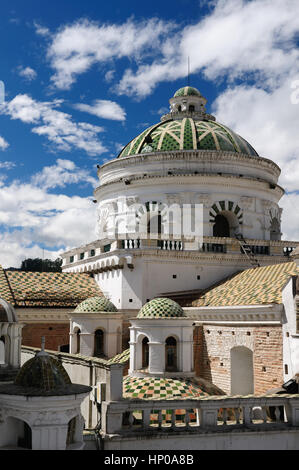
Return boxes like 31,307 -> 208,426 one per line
94,329 -> 104,357
213,214 -> 230,237
230,346 -> 254,395
165,336 -> 177,372
142,337 -> 149,368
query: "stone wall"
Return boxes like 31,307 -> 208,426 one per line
193,324 -> 283,394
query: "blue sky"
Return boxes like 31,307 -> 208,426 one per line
0,0 -> 299,267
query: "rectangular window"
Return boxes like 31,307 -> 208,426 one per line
285,364 -> 289,375
90,249 -> 95,257
70,256 -> 74,263
104,244 -> 111,253
80,252 -> 85,260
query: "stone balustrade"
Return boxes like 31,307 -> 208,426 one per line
101,394 -> 299,436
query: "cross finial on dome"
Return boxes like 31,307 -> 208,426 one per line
36,336 -> 48,356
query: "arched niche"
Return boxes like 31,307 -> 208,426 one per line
0,336 -> 5,365
213,210 -> 241,238
230,346 -> 254,395
270,217 -> 281,241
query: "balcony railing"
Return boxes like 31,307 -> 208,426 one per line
102,394 -> 299,436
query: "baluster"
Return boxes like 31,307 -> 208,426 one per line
143,409 -> 151,429
157,409 -> 163,428
234,408 -> 240,424
243,405 -> 252,425
185,410 -> 190,428
275,406 -> 281,422
222,408 -> 227,425
128,411 -> 134,428
262,407 -> 267,423
171,409 -> 176,428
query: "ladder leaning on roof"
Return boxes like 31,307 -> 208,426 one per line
235,233 -> 260,268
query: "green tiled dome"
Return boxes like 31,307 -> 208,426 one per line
15,353 -> 71,392
118,118 -> 259,158
174,86 -> 201,97
137,297 -> 184,319
123,376 -> 209,400
74,296 -> 117,313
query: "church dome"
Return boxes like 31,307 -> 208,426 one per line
137,297 -> 184,319
123,375 -> 223,399
118,86 -> 259,159
15,351 -> 72,392
74,296 -> 118,313
174,86 -> 202,97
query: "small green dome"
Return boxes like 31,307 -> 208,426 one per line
118,118 -> 259,158
174,86 -> 201,97
137,297 -> 184,319
15,353 -> 71,391
74,296 -> 118,313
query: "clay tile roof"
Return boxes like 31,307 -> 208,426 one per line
191,262 -> 298,307
0,268 -> 102,308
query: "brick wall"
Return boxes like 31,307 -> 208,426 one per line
21,323 -> 70,352
193,324 -> 283,394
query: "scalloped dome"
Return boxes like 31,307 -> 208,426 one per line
137,297 -> 184,319
74,296 -> 118,313
174,86 -> 201,97
15,353 -> 71,391
118,118 -> 259,158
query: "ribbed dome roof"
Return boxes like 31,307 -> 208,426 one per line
118,118 -> 259,158
137,297 -> 184,319
74,296 -> 118,313
174,86 -> 202,97
15,352 -> 71,392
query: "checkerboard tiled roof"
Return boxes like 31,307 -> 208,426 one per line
191,262 -> 298,307
123,376 -> 223,400
137,297 -> 184,318
107,348 -> 130,365
0,265 -> 102,308
74,296 -> 117,313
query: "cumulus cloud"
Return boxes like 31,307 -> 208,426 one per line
47,18 -> 176,89
1,94 -> 106,155
116,0 -> 299,97
0,161 -> 98,267
0,136 -> 9,150
18,66 -> 37,81
74,99 -> 126,121
31,158 -> 97,189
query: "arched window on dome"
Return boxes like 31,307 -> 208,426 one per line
177,105 -> 182,112
94,329 -> 104,357
213,214 -> 230,237
189,104 -> 195,112
142,337 -> 149,369
165,336 -> 177,372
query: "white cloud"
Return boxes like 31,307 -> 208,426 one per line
0,162 -> 98,267
31,158 -> 97,189
1,94 -> 107,156
74,99 -> 126,121
18,66 -> 37,81
47,18 -> 176,89
0,136 -> 9,150
0,161 -> 15,169
33,21 -> 50,37
116,0 -> 299,97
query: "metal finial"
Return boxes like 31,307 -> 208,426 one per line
41,336 -> 45,351
187,56 -> 190,86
